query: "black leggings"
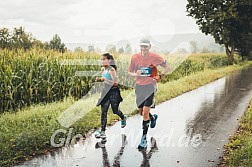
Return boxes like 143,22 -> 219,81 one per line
101,90 -> 124,131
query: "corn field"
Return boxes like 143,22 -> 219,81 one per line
0,49 -> 230,113
0,49 -> 136,112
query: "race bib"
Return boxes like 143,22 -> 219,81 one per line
140,67 -> 152,76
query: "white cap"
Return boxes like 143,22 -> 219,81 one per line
139,37 -> 150,46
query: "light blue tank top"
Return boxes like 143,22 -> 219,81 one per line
102,66 -> 113,80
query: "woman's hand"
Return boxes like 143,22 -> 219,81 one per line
95,77 -> 105,82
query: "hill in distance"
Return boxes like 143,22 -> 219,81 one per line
66,33 -> 224,53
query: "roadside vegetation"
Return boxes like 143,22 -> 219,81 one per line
1,51 -> 252,166
219,100 -> 252,167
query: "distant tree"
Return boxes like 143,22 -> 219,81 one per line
211,49 -> 217,53
11,27 -> 33,50
124,43 -> 132,54
32,39 -> 44,49
106,44 -> 116,53
0,28 -> 11,49
118,47 -> 124,53
177,48 -> 187,54
88,45 -> 94,52
43,41 -> 50,50
201,47 -> 210,53
49,34 -> 66,53
95,47 -> 101,53
164,50 -> 170,55
190,41 -> 199,53
74,46 -> 83,52
0,27 -> 69,52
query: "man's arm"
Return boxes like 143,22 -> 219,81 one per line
159,63 -> 169,78
152,53 -> 169,78
128,55 -> 141,77
128,71 -> 141,77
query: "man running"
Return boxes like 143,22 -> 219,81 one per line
128,37 -> 169,149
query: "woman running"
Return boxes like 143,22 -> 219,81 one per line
95,53 -> 127,139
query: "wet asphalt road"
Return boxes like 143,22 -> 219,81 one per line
17,66 -> 252,167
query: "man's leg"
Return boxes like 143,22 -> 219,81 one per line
139,106 -> 153,120
136,84 -> 153,149
142,106 -> 151,136
141,98 -> 156,127
142,106 -> 150,121
138,106 -> 150,149
146,93 -> 158,128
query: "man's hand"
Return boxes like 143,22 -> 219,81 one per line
152,75 -> 160,81
159,73 -> 165,78
136,70 -> 141,77
129,70 -> 141,77
152,73 -> 165,81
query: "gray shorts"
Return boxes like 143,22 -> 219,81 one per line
135,84 -> 155,108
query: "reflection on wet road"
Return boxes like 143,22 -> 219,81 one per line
17,67 -> 252,167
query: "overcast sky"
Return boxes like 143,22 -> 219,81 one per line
0,0 -> 201,44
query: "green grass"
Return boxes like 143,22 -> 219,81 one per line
220,100 -> 252,167
157,62 -> 252,103
0,59 -> 252,166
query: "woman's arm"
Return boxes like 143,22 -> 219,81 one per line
108,68 -> 119,86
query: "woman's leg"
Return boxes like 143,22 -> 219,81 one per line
101,100 -> 110,131
110,91 -> 125,120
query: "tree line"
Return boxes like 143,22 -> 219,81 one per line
187,0 -> 252,62
0,27 -> 67,53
